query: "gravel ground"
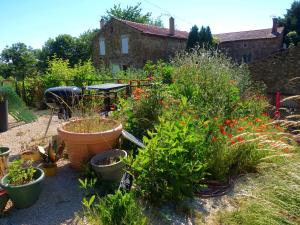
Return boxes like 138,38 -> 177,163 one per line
0,110 -> 240,225
0,111 -> 85,225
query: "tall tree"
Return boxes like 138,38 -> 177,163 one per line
186,25 -> 199,51
278,1 -> 300,46
186,25 -> 213,51
0,43 -> 37,80
102,2 -> 163,27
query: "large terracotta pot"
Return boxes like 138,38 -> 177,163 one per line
57,118 -> 122,170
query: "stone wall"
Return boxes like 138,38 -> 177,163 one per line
92,18 -> 186,70
219,35 -> 283,63
249,45 -> 300,95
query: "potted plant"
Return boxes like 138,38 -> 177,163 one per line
0,188 -> 8,213
38,138 -> 65,177
0,147 -> 10,178
20,144 -> 41,162
90,149 -> 127,182
58,117 -> 122,170
0,160 -> 45,209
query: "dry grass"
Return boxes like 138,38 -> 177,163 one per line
63,117 -> 120,133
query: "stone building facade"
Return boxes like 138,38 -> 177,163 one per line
215,19 -> 284,63
249,44 -> 300,96
92,17 -> 285,70
92,17 -> 187,71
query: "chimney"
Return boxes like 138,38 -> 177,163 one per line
169,17 -> 175,36
100,19 -> 105,29
272,18 -> 278,33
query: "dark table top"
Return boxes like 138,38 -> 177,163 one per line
85,83 -> 129,91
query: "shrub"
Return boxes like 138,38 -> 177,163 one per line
114,86 -> 163,140
144,60 -> 173,84
129,113 -> 207,203
80,178 -> 148,225
171,48 -> 254,120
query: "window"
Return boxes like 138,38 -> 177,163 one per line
99,37 -> 105,56
242,53 -> 252,63
121,35 -> 129,54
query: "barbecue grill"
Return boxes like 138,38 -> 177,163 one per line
44,86 -> 82,120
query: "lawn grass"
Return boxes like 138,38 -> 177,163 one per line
218,152 -> 300,225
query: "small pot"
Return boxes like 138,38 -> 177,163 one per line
0,168 -> 45,209
42,163 -> 57,177
21,150 -> 41,162
0,147 -> 10,178
0,188 -> 8,212
91,149 -> 127,182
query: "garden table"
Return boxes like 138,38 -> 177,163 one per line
85,83 -> 129,116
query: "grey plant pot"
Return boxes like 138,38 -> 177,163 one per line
90,149 -> 127,182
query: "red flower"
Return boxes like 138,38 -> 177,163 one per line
225,120 -> 231,125
255,118 -> 262,123
237,137 -> 244,142
229,123 -> 234,127
228,134 -> 233,138
219,125 -> 225,133
212,137 -> 218,142
231,140 -> 236,145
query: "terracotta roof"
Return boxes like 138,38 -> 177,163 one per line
215,27 -> 284,43
113,18 -> 189,40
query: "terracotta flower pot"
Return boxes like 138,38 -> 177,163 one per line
0,147 -> 10,178
57,118 -> 122,170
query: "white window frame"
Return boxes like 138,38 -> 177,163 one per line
99,37 -> 105,56
121,35 -> 129,54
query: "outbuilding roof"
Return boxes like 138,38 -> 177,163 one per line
215,27 -> 284,43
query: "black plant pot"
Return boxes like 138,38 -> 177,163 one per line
0,100 -> 8,133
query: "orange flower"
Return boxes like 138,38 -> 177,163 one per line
228,133 -> 233,138
283,148 -> 289,153
237,127 -> 244,132
212,137 -> 218,142
180,121 -> 186,125
229,123 -> 235,127
232,120 -> 238,124
255,118 -> 262,123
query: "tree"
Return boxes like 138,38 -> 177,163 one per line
186,25 -> 199,51
186,25 -> 214,51
39,30 -> 99,71
278,1 -> 300,46
75,29 -> 99,63
41,34 -> 77,67
102,2 -> 163,27
0,43 -> 38,80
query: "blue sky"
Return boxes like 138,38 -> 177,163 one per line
0,0 -> 295,51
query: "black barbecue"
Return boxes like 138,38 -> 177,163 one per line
44,86 -> 82,120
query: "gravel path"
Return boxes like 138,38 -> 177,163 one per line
0,111 -> 85,225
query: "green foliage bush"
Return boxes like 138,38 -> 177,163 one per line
171,48 -> 254,120
81,181 -> 148,225
129,111 -> 207,203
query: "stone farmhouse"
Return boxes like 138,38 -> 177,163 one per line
215,18 -> 284,64
92,17 -> 284,71
92,17 -> 187,72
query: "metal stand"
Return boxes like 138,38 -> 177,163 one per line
44,108 -> 55,138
